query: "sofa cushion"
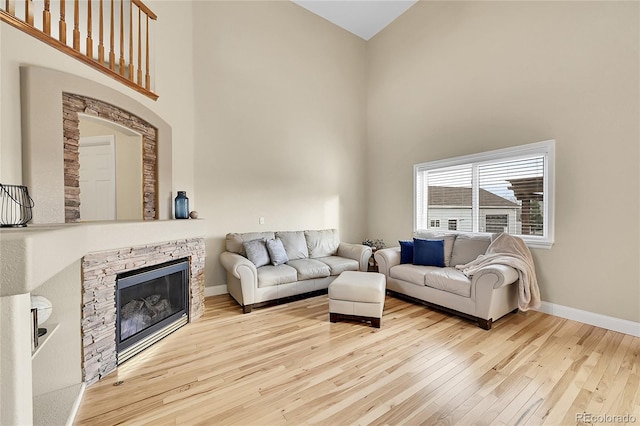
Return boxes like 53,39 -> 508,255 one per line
226,232 -> 275,256
413,238 -> 445,267
286,259 -> 331,280
414,230 -> 456,266
390,264 -> 437,286
276,231 -> 309,261
257,264 -> 298,288
305,229 -> 340,258
266,238 -> 289,266
399,240 -> 414,264
316,256 -> 359,276
450,233 -> 491,266
424,267 -> 472,298
243,239 -> 271,268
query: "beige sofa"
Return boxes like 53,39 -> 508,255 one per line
374,230 -> 519,329
220,229 -> 372,313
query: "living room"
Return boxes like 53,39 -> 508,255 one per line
0,0 -> 638,424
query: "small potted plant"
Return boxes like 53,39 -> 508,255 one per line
362,239 -> 386,251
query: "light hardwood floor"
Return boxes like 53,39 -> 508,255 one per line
74,294 -> 640,425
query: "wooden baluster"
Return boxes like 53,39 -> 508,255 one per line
43,0 -> 51,35
98,0 -> 104,63
5,0 -> 15,16
145,14 -> 150,89
86,0 -> 93,58
73,0 -> 80,50
59,0 -> 67,44
119,0 -> 125,75
137,7 -> 142,85
109,0 -> 115,70
129,0 -> 134,80
25,0 -> 33,26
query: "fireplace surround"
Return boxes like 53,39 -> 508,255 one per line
81,237 -> 205,385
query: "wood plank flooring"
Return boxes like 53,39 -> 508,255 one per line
74,294 -> 640,425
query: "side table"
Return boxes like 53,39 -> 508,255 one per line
368,248 -> 378,272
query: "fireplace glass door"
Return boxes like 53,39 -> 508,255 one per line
116,258 -> 189,362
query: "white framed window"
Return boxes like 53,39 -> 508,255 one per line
414,140 -> 555,249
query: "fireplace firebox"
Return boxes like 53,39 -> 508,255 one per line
116,258 -> 190,363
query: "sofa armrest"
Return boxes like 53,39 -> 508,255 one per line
471,264 -> 519,320
471,264 -> 519,289
374,247 -> 401,277
220,251 -> 257,306
337,242 -> 372,272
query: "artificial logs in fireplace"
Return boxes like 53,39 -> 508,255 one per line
115,258 -> 190,363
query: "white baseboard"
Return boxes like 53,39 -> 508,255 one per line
536,301 -> 640,337
204,285 -> 228,297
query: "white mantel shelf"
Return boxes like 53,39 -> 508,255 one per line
0,219 -> 206,297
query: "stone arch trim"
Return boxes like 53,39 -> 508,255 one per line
62,93 -> 158,222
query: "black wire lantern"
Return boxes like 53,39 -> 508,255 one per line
0,184 -> 35,227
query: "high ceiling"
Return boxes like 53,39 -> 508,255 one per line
291,0 -> 418,40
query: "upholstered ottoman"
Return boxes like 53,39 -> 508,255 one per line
328,271 -> 386,328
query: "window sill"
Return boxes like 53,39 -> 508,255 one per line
523,239 -> 553,250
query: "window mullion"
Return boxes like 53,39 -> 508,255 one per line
472,164 -> 479,232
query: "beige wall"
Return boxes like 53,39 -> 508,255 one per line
192,1 -> 368,287
367,1 -> 640,322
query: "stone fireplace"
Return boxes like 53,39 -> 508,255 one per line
81,237 -> 205,385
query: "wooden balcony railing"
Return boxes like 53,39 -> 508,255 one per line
1,0 -> 158,100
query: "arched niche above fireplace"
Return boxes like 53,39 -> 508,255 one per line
64,94 -> 156,222
20,66 -> 173,223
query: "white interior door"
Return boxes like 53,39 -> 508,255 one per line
79,136 -> 116,221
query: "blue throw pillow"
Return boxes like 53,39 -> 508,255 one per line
399,240 -> 414,264
413,238 -> 445,267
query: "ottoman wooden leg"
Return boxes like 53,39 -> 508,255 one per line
330,312 -> 339,323
371,318 -> 381,328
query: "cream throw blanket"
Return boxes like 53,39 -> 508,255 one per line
455,233 -> 541,311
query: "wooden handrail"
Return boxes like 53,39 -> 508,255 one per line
132,0 -> 156,20
0,0 -> 158,100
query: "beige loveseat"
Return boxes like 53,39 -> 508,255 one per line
374,230 -> 519,329
220,229 -> 372,313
